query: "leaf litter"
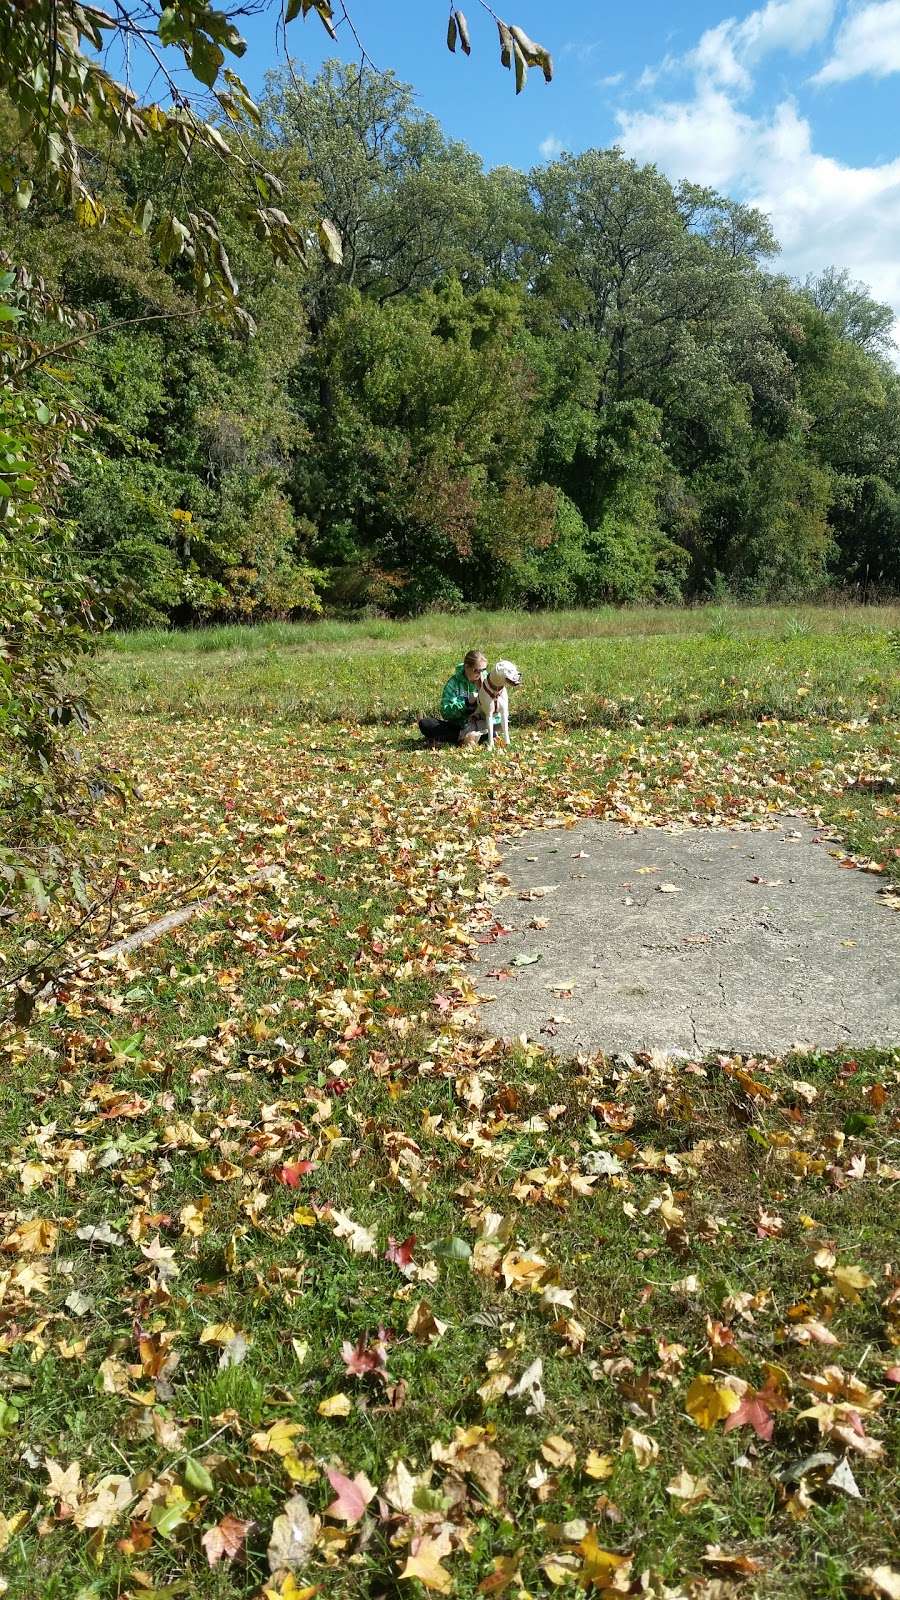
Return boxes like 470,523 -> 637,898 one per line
0,715 -> 897,1598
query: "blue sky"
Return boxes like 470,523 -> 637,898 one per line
172,1 -> 900,331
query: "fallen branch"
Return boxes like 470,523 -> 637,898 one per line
94,863 -> 283,961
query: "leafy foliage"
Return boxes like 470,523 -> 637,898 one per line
0,266 -> 102,901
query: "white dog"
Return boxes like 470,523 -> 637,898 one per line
477,659 -> 522,748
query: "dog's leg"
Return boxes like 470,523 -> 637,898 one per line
501,697 -> 510,746
486,703 -> 494,749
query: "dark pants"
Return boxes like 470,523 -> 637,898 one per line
418,716 -> 462,745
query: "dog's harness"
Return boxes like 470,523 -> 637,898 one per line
481,675 -> 505,707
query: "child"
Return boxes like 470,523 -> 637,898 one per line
418,649 -> 495,747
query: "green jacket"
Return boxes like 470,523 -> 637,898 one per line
440,663 -> 499,726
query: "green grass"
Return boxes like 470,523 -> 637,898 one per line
1,605 -> 898,1599
99,602 -> 900,728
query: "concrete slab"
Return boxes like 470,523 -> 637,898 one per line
473,821 -> 900,1055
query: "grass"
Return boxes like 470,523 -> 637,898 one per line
1,604 -> 898,1600
99,603 -> 900,731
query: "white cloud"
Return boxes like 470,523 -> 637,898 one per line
616,89 -> 900,339
812,0 -> 900,83
539,134 -> 564,159
599,71 -> 625,87
647,0 -> 838,93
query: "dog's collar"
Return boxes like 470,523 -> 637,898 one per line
482,675 -> 506,701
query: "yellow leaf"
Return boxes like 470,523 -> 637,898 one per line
400,1534 -> 454,1593
317,1393 -> 351,1418
833,1264 -> 875,1302
2,1218 -> 58,1256
577,1529 -> 632,1588
199,1322 -> 238,1346
666,1469 -> 710,1511
583,1451 -> 614,1481
541,1435 -> 576,1470
0,1510 -> 28,1553
685,1374 -> 741,1430
251,1421 -> 304,1458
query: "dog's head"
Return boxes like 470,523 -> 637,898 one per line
492,659 -> 522,688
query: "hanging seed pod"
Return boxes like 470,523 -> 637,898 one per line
497,19 -> 513,69
447,11 -> 458,51
455,9 -> 472,55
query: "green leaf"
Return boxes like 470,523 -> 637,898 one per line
189,32 -> 224,88
843,1111 -> 875,1136
183,1457 -> 215,1495
35,403 -> 51,425
14,180 -> 33,211
0,1396 -> 21,1434
429,1235 -> 471,1261
158,6 -> 186,45
151,1498 -> 190,1538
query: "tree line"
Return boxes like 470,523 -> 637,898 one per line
3,60 -> 899,636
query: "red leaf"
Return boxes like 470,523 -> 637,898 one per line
723,1384 -> 787,1443
278,1160 -> 316,1188
385,1235 -> 416,1276
341,1330 -> 390,1378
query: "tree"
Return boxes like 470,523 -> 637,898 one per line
802,267 -> 896,361
0,264 -> 104,901
0,0 -> 554,319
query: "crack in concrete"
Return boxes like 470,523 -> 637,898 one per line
717,964 -> 728,1009
689,1009 -> 701,1055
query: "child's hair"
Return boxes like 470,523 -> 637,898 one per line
464,649 -> 487,670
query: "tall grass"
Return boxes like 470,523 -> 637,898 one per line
97,605 -> 900,730
107,601 -> 900,658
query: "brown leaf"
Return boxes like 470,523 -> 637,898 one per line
201,1514 -> 254,1567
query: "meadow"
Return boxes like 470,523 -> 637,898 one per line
0,604 -> 898,1600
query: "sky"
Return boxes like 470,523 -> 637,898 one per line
191,0 -> 900,332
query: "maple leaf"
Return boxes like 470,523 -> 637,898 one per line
723,1384 -> 788,1443
201,1513 -> 255,1567
45,1459 -> 82,1515
685,1374 -> 741,1430
341,1330 -> 389,1378
325,1467 -> 376,1524
385,1234 -> 417,1275
401,1532 -> 454,1593
666,1469 -> 710,1511
577,1529 -> 632,1589
278,1160 -> 316,1187
331,1209 -> 377,1255
479,1551 -> 523,1594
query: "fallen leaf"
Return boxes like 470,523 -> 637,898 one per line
201,1514 -> 254,1567
317,1393 -> 351,1418
325,1468 -> 376,1525
685,1374 -> 741,1430
400,1532 -> 454,1593
666,1469 -> 710,1511
267,1494 -> 316,1575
